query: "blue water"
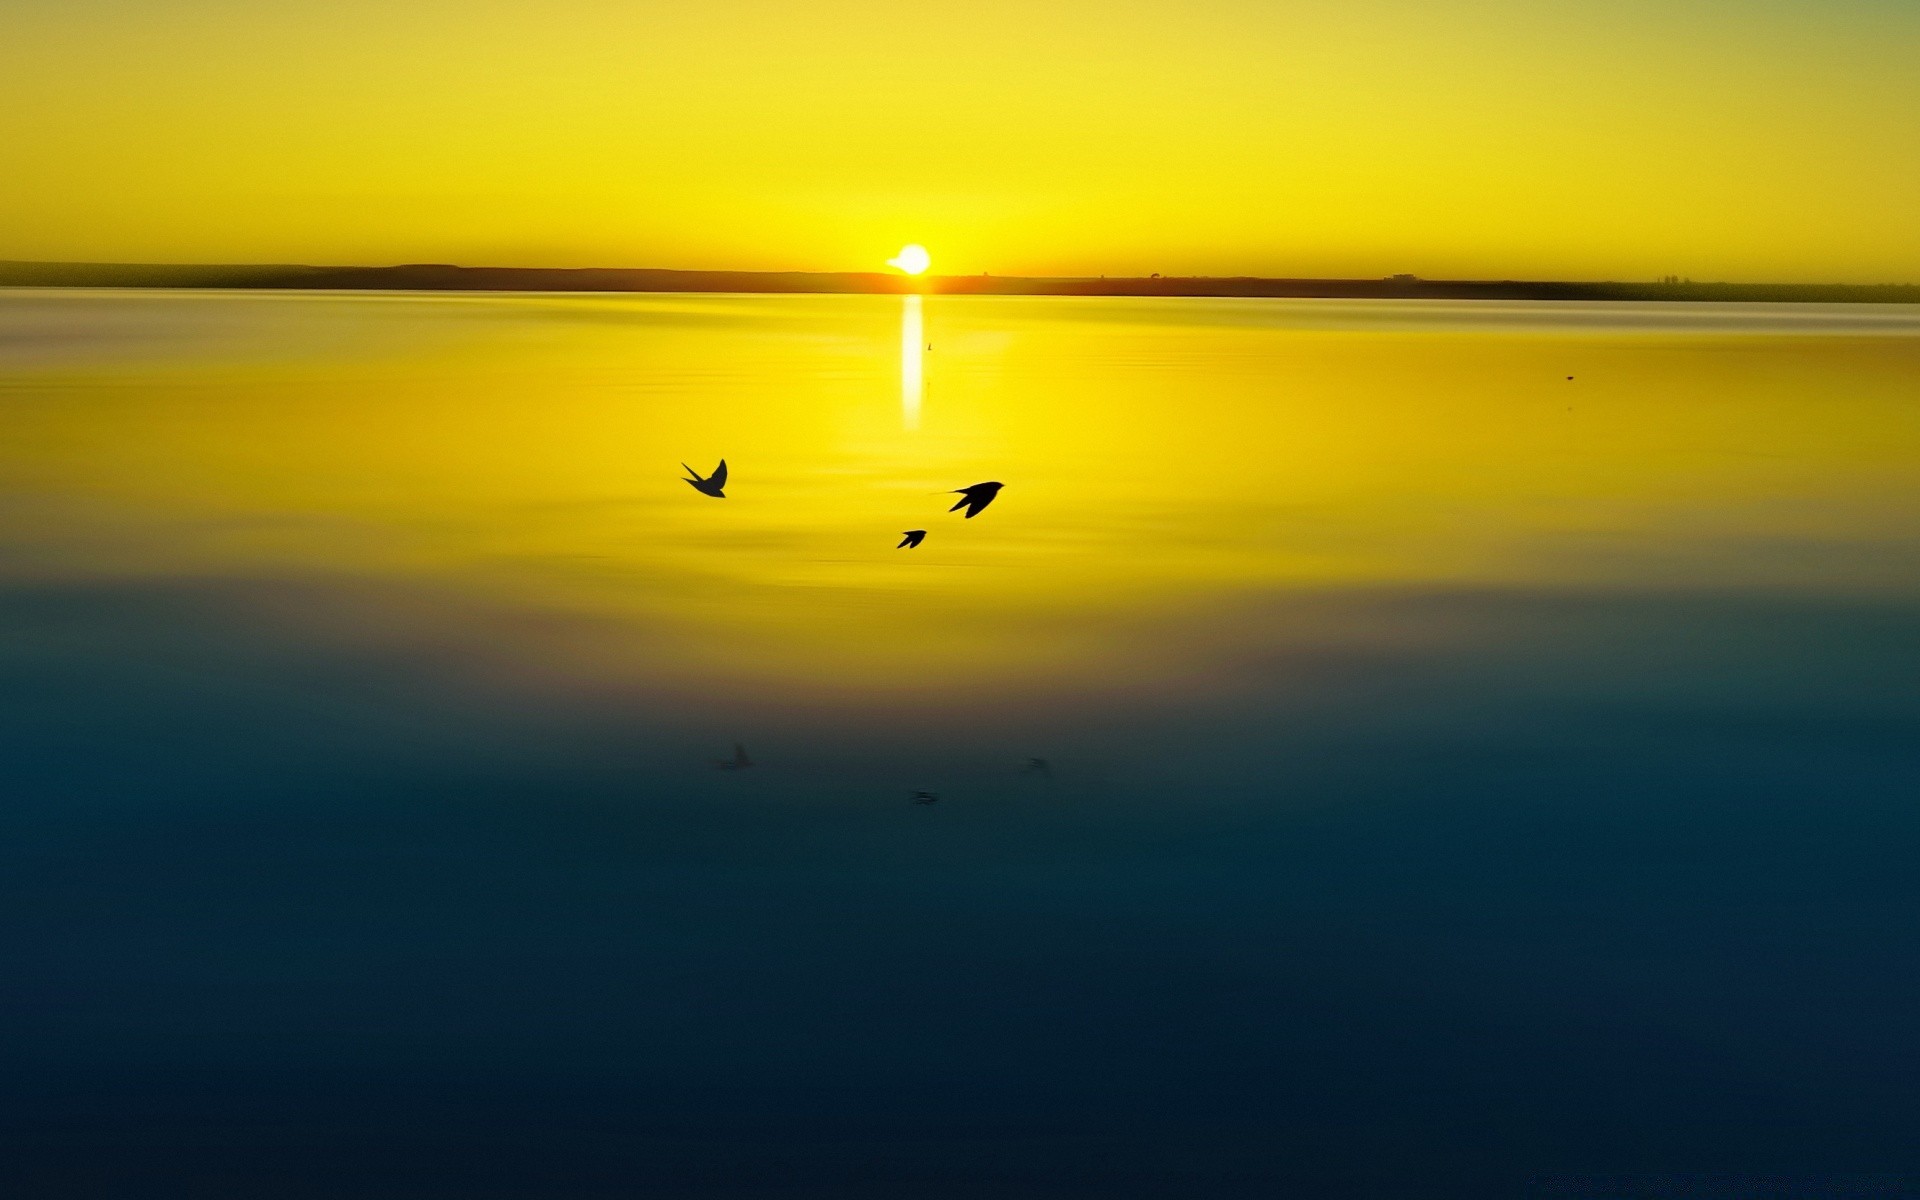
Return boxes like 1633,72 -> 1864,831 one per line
3,290 -> 1918,1198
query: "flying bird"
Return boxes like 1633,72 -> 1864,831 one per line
898,529 -> 926,549
682,460 -> 727,498
949,481 -> 1003,518
911,790 -> 940,805
715,743 -> 752,770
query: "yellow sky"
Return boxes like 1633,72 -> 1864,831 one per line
3,0 -> 1917,280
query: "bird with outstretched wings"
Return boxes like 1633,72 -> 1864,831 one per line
949,481 -> 1003,518
683,459 -> 728,498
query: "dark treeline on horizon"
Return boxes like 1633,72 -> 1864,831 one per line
3,260 -> 1918,304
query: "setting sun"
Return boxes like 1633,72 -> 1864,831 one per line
887,244 -> 931,275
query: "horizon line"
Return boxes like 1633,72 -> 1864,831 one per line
3,259 -> 1917,303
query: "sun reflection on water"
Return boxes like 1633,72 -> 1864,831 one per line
900,293 -> 923,430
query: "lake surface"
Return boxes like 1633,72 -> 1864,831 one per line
3,289 -> 1919,1198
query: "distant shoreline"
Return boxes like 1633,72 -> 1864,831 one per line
3,260 -> 1917,305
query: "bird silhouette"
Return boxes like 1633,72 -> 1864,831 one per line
898,529 -> 926,549
912,790 -> 940,805
949,481 -> 1003,518
714,743 -> 751,770
682,460 -> 727,498
1021,757 -> 1051,776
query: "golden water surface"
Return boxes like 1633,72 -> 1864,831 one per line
3,289 -> 1917,712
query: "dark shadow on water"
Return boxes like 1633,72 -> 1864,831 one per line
2,574 -> 1919,1197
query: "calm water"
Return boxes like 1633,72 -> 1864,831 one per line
3,289 -> 1919,1198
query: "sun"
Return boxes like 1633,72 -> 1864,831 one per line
887,244 -> 931,275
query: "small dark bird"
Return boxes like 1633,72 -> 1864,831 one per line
715,743 -> 751,770
898,529 -> 926,549
682,460 -> 727,498
1021,757 -> 1051,776
949,481 -> 1003,518
1566,376 -> 1574,381
912,790 -> 939,805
